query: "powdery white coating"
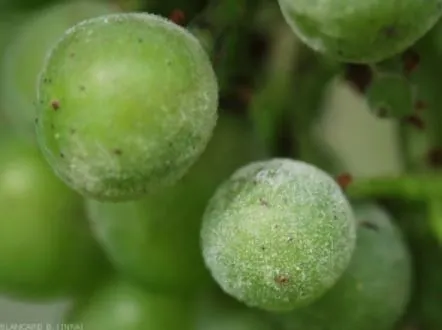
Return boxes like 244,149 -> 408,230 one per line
201,158 -> 356,312
278,0 -> 442,63
280,203 -> 412,330
36,13 -> 218,201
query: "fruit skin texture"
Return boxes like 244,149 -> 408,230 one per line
36,13 -> 218,201
278,0 -> 442,63
281,203 -> 412,330
67,278 -> 194,330
201,158 -> 356,312
86,115 -> 265,295
1,1 -> 120,138
0,135 -> 109,299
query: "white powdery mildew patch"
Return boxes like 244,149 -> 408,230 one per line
201,158 -> 356,311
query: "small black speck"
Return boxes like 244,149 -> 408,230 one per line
260,246 -> 266,251
113,148 -> 123,156
51,100 -> 60,111
259,198 -> 269,207
382,25 -> 398,38
360,220 -> 379,232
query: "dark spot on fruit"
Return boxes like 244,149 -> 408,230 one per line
402,115 -> 425,130
260,198 -> 269,207
275,275 -> 290,285
34,118 -> 38,124
336,173 -> 353,190
360,220 -> 379,232
344,64 -> 373,93
138,38 -> 143,43
427,147 -> 442,168
261,246 -> 266,251
382,25 -> 398,38
79,85 -> 86,91
402,49 -> 420,75
169,9 -> 185,25
51,100 -> 60,111
70,128 -> 76,135
414,100 -> 427,112
60,152 -> 65,158
113,148 -> 123,156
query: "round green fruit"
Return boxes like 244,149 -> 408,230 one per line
86,115 -> 265,295
1,0 -> 120,138
201,158 -> 356,312
36,13 -> 218,201
67,278 -> 194,330
278,0 -> 442,63
281,203 -> 412,330
0,135 -> 109,299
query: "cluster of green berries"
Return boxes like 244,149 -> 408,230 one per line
0,0 -> 429,328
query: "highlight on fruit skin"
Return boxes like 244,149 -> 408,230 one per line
35,12 -> 218,202
277,0 -> 442,63
0,0 -> 120,138
279,202 -> 412,330
0,134 -> 109,299
201,158 -> 357,312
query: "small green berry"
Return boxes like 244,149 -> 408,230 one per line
201,158 -> 356,312
281,203 -> 412,330
36,13 -> 218,201
278,0 -> 442,63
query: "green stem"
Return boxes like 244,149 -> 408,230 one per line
346,175 -> 442,201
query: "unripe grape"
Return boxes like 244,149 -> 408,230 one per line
197,291 -> 275,330
0,134 -> 109,299
366,74 -> 414,118
278,0 -> 442,63
86,115 -> 265,294
36,13 -> 218,201
67,278 -> 194,330
1,1 -> 120,138
201,158 -> 356,312
280,203 -> 412,330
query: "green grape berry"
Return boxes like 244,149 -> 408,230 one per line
281,203 -> 412,330
1,0 -> 120,137
278,0 -> 442,63
67,278 -> 194,330
366,74 -> 414,118
36,13 -> 218,201
86,114 -> 265,295
201,158 -> 356,312
0,134 -> 109,299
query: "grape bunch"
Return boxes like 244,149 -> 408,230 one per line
1,0 -> 442,329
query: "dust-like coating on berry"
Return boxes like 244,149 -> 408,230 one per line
35,13 -> 218,201
201,158 -> 356,312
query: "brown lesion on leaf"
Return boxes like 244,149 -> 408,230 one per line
344,64 -> 373,94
